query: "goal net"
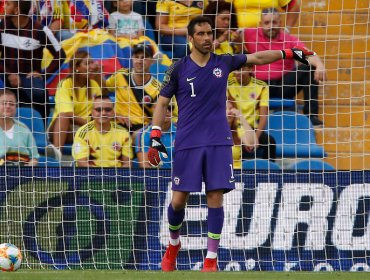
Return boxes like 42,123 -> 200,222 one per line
0,0 -> 369,272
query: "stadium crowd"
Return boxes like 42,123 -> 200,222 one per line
0,0 -> 326,167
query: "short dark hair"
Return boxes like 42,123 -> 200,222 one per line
93,95 -> 113,102
69,50 -> 90,75
15,0 -> 32,16
132,43 -> 154,58
261,7 -> 280,15
187,16 -> 213,37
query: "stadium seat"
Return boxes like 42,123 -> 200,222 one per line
242,159 -> 281,170
48,95 -> 55,106
37,156 -> 61,167
16,107 -> 48,154
144,20 -> 156,43
288,159 -> 335,171
46,110 -> 54,129
269,98 -> 296,110
62,144 -> 73,156
267,111 -> 326,158
133,1 -> 146,16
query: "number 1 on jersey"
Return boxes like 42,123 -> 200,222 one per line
189,82 -> 196,97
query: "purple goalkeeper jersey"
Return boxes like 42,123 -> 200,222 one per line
160,53 -> 247,151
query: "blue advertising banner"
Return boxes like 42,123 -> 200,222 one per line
0,168 -> 369,271
133,171 -> 370,271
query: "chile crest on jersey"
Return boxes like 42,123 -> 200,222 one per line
212,67 -> 223,78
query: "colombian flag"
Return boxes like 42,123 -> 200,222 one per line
69,0 -> 109,30
44,29 -> 171,96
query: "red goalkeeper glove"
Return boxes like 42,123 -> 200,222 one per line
281,46 -> 316,65
148,127 -> 168,167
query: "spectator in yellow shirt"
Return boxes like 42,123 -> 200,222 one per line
47,50 -> 102,161
156,0 -> 207,59
72,95 -> 133,167
232,0 -> 300,29
228,64 -> 276,161
226,99 -> 257,169
96,44 -> 161,133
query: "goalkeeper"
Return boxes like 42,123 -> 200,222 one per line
149,16 -> 315,272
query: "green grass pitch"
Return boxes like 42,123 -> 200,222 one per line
0,271 -> 368,280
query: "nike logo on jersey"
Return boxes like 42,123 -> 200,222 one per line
186,77 -> 196,82
229,178 -> 235,183
152,140 -> 162,147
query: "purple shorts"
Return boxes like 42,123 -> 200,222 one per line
171,146 -> 235,193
